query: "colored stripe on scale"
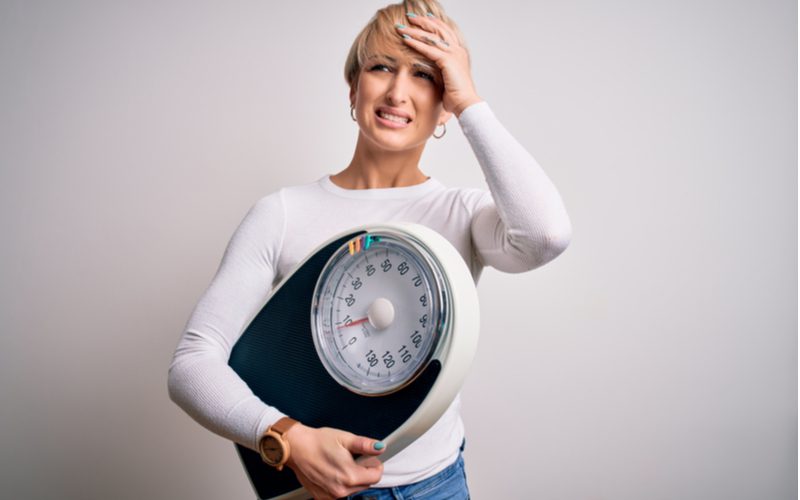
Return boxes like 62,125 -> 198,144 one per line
348,234 -> 381,255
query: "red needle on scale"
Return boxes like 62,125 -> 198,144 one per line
338,317 -> 369,329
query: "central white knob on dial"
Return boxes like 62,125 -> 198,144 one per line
367,297 -> 395,331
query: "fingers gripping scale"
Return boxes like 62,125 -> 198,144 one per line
228,223 -> 480,499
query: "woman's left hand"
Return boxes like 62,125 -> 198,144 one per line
397,13 -> 482,117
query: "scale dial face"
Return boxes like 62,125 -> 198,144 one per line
311,231 -> 448,396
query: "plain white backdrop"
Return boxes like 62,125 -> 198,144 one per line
0,1 -> 796,499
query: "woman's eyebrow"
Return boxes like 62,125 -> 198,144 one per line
367,54 -> 433,67
365,54 -> 439,77
411,61 -> 436,72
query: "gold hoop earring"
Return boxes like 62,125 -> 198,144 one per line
433,123 -> 446,139
350,105 -> 357,122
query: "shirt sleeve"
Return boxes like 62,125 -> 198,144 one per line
457,101 -> 572,273
167,191 -> 288,452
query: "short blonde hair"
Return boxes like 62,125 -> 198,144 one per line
344,0 -> 468,90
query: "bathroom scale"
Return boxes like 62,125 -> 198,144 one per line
228,222 -> 479,499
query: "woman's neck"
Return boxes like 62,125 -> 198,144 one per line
331,135 -> 429,189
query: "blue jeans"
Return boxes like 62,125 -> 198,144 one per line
345,443 -> 469,500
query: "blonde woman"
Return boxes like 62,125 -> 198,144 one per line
168,1 -> 571,498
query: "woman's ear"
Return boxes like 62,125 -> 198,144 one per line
349,85 -> 356,108
438,108 -> 453,124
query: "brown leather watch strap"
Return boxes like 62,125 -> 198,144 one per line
270,416 -> 299,436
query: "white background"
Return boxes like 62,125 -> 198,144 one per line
0,1 -> 796,499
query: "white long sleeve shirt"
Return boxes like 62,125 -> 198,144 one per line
167,101 -> 572,487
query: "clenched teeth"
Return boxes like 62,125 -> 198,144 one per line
378,111 -> 410,124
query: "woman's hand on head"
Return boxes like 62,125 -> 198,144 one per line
284,423 -> 386,500
397,12 -> 482,118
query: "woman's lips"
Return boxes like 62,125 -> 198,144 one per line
375,110 -> 411,129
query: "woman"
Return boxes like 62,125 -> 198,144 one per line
168,1 -> 572,498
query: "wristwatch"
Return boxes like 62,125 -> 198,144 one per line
258,417 -> 299,471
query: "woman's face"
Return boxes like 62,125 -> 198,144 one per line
350,49 -> 449,153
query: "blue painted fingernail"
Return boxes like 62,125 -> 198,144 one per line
374,441 -> 385,450
406,12 -> 417,18
395,23 -> 406,29
401,34 -> 411,39
426,12 -> 435,17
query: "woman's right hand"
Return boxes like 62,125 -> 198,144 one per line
284,423 -> 386,500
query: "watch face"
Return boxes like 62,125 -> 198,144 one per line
259,435 -> 284,465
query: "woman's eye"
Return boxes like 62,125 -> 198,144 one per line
369,64 -> 391,72
415,71 -> 435,82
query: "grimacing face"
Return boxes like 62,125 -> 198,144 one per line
350,48 -> 450,153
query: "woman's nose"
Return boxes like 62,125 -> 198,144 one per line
385,72 -> 411,105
